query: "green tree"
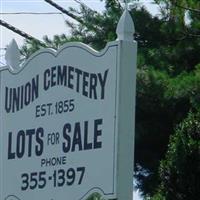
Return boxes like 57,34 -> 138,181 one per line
135,0 -> 200,195
153,0 -> 200,74
20,34 -> 81,58
151,112 -> 200,200
86,193 -> 105,200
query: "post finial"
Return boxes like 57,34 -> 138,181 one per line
125,0 -> 128,10
116,9 -> 135,41
5,39 -> 21,72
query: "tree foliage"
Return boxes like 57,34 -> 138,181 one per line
86,193 -> 105,200
151,112 -> 200,200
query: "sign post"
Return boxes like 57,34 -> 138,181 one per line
0,10 -> 137,200
115,9 -> 137,200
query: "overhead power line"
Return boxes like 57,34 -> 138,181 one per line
0,61 -> 6,66
0,12 -> 62,15
44,0 -> 100,32
0,19 -> 45,46
44,0 -> 84,24
172,2 -> 200,13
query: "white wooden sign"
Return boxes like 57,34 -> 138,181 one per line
0,10 -> 137,200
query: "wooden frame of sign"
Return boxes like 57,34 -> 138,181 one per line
0,10 -> 137,200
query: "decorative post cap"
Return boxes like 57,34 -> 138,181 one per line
5,39 -> 21,72
116,9 -> 135,41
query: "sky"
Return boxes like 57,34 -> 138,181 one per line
0,0 -> 159,66
0,1 -> 158,199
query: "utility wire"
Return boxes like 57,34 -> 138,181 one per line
0,19 -> 45,46
44,0 -> 84,24
0,61 -> 6,66
0,12 -> 62,15
44,0 -> 100,32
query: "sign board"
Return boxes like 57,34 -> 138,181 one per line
0,10 -> 137,200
